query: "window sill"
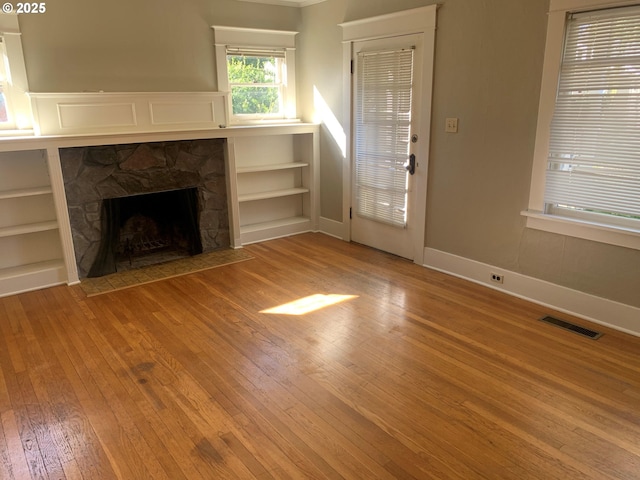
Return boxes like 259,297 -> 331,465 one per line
521,210 -> 640,251
0,129 -> 35,138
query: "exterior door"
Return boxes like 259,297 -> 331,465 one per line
351,34 -> 423,260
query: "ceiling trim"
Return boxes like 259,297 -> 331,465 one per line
235,0 -> 326,7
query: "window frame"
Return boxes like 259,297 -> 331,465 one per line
226,48 -> 286,119
524,0 -> 640,251
0,13 -> 32,133
212,26 -> 298,125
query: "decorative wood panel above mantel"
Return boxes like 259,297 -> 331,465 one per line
28,92 -> 228,136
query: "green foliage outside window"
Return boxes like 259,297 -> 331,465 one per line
227,55 -> 281,115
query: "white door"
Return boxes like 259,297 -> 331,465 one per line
351,34 -> 424,260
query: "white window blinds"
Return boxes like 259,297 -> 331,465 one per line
545,6 -> 640,221
226,47 -> 286,59
355,48 -> 414,227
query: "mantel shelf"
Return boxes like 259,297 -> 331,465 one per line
237,162 -> 309,174
238,187 -> 309,203
0,186 -> 53,200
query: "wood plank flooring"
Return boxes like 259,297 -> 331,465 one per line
1,233 -> 639,479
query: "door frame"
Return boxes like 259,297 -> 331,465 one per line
340,5 -> 438,265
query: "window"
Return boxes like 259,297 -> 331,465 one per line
355,47 -> 415,227
213,26 -> 297,124
0,40 -> 11,124
227,48 -> 285,117
525,0 -> 640,250
0,14 -> 32,132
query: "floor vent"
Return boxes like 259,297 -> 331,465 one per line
539,315 -> 603,340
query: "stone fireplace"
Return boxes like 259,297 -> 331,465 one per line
60,139 -> 229,278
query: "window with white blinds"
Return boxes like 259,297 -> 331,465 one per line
355,48 -> 414,227
545,6 -> 640,226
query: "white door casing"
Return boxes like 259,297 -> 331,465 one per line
340,5 -> 437,264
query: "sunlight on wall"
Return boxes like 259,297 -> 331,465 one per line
260,294 -> 358,315
14,114 -> 30,129
313,86 -> 346,158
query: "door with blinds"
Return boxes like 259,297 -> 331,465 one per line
351,35 -> 423,259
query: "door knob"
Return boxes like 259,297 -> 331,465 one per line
406,154 -> 416,175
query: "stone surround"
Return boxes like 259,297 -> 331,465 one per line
60,139 -> 229,278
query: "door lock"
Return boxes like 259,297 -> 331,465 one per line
406,154 -> 416,175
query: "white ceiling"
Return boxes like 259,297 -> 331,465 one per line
236,0 -> 326,7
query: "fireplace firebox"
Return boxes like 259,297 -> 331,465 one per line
88,188 -> 203,277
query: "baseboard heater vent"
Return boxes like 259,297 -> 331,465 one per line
539,315 -> 603,340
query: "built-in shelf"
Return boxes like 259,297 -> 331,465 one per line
0,259 -> 65,280
0,186 -> 53,200
0,259 -> 66,298
237,162 -> 309,174
228,127 -> 319,246
238,187 -> 310,203
0,220 -> 59,238
0,122 -> 319,297
240,216 -> 311,234
239,216 -> 313,245
0,148 -> 67,298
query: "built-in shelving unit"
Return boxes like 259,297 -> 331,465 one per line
227,124 -> 319,246
0,149 -> 66,298
0,121 -> 318,298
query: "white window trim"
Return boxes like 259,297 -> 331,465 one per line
0,13 -> 32,133
212,26 -> 298,125
524,0 -> 640,250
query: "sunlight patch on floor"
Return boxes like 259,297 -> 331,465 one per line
260,294 -> 358,316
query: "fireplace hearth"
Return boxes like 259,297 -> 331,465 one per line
60,139 -> 229,278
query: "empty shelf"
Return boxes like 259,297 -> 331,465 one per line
237,162 -> 309,174
0,220 -> 59,238
0,186 -> 53,200
238,187 -> 309,203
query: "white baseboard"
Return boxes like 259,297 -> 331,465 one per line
319,217 -> 345,240
423,247 -> 640,338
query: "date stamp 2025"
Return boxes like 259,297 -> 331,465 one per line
2,2 -> 46,14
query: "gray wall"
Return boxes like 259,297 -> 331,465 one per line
299,0 -> 640,309
17,0 -> 640,308
18,0 -> 299,92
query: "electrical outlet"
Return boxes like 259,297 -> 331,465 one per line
490,272 -> 504,284
445,117 -> 459,133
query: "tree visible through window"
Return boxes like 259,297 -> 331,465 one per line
227,53 -> 284,116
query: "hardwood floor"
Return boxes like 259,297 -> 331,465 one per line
1,233 -> 639,479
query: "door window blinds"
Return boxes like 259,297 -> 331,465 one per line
355,48 -> 414,227
545,6 -> 640,221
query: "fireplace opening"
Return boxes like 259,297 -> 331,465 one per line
88,188 -> 203,277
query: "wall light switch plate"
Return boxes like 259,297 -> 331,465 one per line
445,117 -> 459,133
